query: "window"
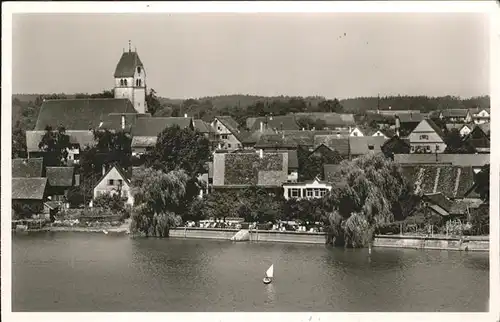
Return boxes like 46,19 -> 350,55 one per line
368,145 -> 374,150
306,189 -> 314,197
419,135 -> 429,140
221,134 -> 228,140
353,132 -> 358,136
313,189 -> 321,197
435,145 -> 440,151
118,179 -> 123,186
124,79 -> 127,86
137,67 -> 142,74
218,127 -> 222,131
108,179 -> 114,186
227,143 -> 231,148
291,188 -> 300,198
120,79 -> 124,86
320,189 -> 327,197
426,146 -> 430,151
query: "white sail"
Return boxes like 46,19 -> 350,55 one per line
266,264 -> 274,278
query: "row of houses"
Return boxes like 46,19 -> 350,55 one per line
14,44 -> 490,223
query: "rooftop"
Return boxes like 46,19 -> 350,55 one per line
12,177 -> 48,200
12,158 -> 44,178
35,98 -> 137,131
114,50 -> 144,78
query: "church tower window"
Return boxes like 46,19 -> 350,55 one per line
137,67 -> 142,74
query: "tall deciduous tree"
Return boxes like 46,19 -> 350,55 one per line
130,167 -> 188,237
444,128 -> 475,153
38,125 -> 71,166
318,99 -> 343,113
147,125 -> 211,178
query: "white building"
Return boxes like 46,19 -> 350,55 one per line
282,178 -> 333,200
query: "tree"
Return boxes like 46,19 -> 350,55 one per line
147,125 -> 211,178
75,90 -> 114,99
146,88 -> 161,115
12,121 -> 27,158
38,125 -> 71,166
318,99 -> 343,113
93,192 -> 127,214
323,153 -> 410,247
92,129 -> 132,169
474,164 -> 490,203
130,167 -> 188,237
236,186 -> 283,223
444,128 -> 475,153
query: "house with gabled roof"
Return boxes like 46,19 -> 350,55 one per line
470,107 -> 490,124
12,177 -> 48,218
408,119 -> 447,154
313,135 -> 350,156
92,164 -> 134,206
130,116 -> 195,155
439,109 -> 472,123
445,123 -> 473,137
247,115 -> 300,132
211,116 -> 246,150
463,123 -> 490,153
46,167 -> 78,202
349,136 -> 386,157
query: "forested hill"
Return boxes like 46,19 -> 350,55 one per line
156,94 -> 490,114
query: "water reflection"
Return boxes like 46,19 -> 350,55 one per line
265,283 -> 276,304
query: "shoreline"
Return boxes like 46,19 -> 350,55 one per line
14,226 -> 489,252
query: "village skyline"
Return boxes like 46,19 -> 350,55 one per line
12,12 -> 490,100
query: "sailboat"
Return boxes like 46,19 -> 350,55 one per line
263,264 -> 274,284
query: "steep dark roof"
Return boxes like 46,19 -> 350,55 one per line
401,165 -> 478,198
194,119 -> 215,133
215,116 -> 240,132
35,98 -> 137,131
12,158 -> 44,178
12,178 -> 47,200
396,112 -> 425,123
249,115 -> 300,132
349,136 -> 386,155
313,135 -> 350,155
114,51 -> 144,78
131,117 -> 194,137
26,130 -> 96,152
287,150 -> 299,169
101,113 -> 149,131
46,167 -> 74,187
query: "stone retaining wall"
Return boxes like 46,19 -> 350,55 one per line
373,235 -> 489,252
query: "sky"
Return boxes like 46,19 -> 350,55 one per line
12,13 -> 490,99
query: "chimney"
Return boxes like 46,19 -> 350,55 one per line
259,149 -> 264,159
75,174 -> 80,187
388,106 -> 392,110
302,127 -> 305,131
260,121 -> 264,132
121,115 -> 125,130
184,113 -> 188,118
102,164 -> 106,176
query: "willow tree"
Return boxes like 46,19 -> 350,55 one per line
324,153 -> 410,247
130,167 -> 188,237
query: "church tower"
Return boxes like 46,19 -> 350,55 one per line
113,41 -> 147,114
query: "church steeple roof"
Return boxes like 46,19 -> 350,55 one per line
114,49 -> 143,78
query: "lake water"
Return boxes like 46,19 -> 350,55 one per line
12,232 -> 489,312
